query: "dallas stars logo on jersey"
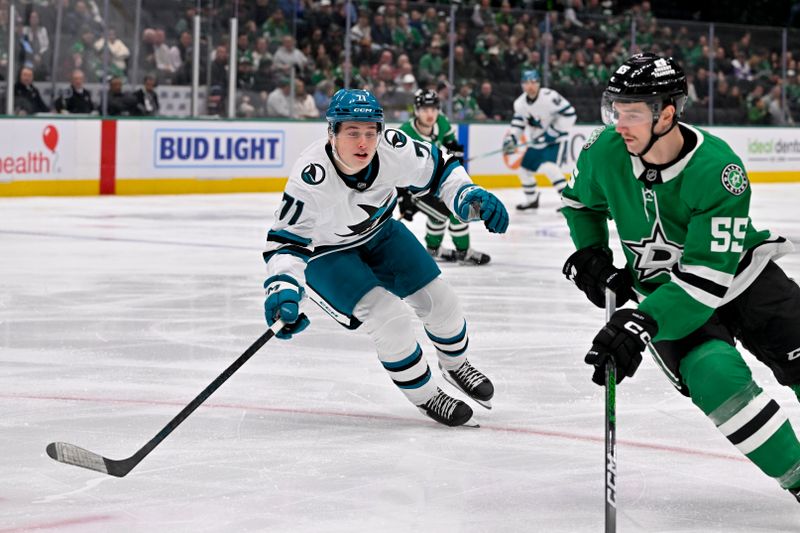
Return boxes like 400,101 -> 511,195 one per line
721,163 -> 748,196
622,220 -> 683,282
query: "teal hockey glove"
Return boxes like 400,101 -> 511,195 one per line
456,186 -> 509,234
264,275 -> 310,340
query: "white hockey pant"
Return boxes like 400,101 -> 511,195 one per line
353,287 -> 437,405
404,277 -> 469,372
519,163 -> 567,201
539,161 -> 567,193
518,168 -> 540,203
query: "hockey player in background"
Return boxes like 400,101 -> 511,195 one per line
503,69 -> 576,210
562,52 -> 800,503
397,89 -> 491,265
262,89 -> 509,427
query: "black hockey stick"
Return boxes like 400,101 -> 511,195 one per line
306,284 -> 361,330
466,139 -> 562,163
46,315 -> 302,477
604,290 -> 617,532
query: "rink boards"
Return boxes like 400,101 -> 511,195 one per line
0,117 -> 798,196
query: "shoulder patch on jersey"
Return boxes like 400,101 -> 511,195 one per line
720,163 -> 748,195
384,129 -> 408,148
301,163 -> 326,185
582,126 -> 605,150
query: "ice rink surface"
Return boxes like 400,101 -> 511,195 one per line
1,185 -> 800,533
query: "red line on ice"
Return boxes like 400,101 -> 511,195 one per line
6,393 -> 747,463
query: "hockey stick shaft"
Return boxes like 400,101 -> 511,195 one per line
46,316 -> 300,477
605,290 -> 617,532
465,140 -> 560,163
306,285 -> 361,330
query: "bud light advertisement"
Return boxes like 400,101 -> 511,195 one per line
154,128 -> 285,168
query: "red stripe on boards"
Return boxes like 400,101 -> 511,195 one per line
100,119 -> 117,195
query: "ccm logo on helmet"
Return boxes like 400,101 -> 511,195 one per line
352,107 -> 374,113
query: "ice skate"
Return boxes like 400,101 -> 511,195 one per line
428,246 -> 457,262
440,360 -> 494,409
515,197 -> 539,211
417,388 -> 477,427
456,248 -> 491,266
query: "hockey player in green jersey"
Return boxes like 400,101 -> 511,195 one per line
397,89 -> 491,265
561,52 -> 800,503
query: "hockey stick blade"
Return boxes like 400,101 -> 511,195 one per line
45,316 -> 295,477
46,442 -> 131,477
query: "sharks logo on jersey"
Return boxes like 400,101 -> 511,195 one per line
511,88 -> 576,141
335,193 -> 395,237
384,129 -> 408,148
527,116 -> 543,129
301,163 -> 326,185
623,220 -> 684,282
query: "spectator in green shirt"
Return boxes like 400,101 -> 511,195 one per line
418,42 -> 444,84
586,52 -> 611,85
453,81 -> 485,121
392,13 -> 423,53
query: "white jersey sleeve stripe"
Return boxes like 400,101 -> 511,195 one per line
676,262 -> 734,288
672,276 -> 724,308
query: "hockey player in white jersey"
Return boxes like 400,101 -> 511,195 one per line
262,89 -> 509,427
503,69 -> 576,210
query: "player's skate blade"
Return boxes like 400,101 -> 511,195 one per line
440,361 -> 494,410
428,246 -> 458,262
515,197 -> 539,211
456,248 -> 491,265
418,389 -> 478,427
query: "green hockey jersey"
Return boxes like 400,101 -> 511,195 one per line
562,123 -> 793,342
398,114 -> 457,147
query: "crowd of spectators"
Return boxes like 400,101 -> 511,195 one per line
3,0 -> 800,125
13,63 -> 160,116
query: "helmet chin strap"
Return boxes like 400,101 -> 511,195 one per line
630,109 -> 678,158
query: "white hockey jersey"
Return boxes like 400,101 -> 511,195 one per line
264,128 -> 475,287
509,88 -> 576,146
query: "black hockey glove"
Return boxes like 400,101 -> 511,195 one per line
562,247 -> 634,308
443,140 -> 465,163
585,308 -> 658,385
396,188 -> 418,221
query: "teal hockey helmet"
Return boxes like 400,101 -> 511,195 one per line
521,69 -> 540,83
326,89 -> 384,134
